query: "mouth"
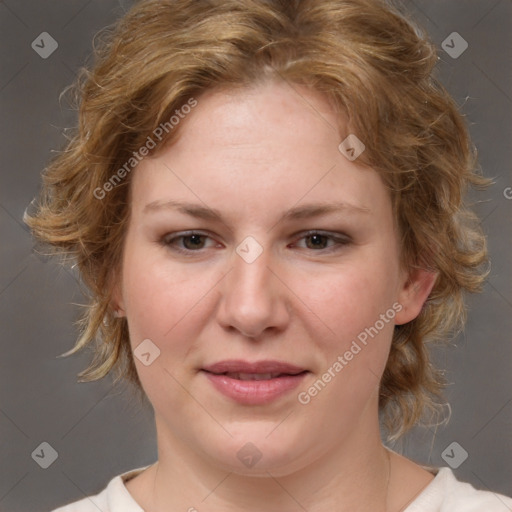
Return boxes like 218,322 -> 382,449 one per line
201,360 -> 309,405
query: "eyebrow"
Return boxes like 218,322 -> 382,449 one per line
143,199 -> 371,223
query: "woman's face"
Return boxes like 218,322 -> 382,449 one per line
116,81 -> 431,475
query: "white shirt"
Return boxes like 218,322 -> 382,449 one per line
53,466 -> 512,511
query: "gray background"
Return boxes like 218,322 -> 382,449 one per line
0,1 -> 511,510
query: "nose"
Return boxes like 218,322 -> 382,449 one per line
215,246 -> 290,339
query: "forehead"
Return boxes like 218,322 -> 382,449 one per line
130,81 -> 391,225
173,81 -> 342,155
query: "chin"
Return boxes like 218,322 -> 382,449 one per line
199,427 -> 313,477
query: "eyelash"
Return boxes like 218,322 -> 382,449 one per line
161,230 -> 351,255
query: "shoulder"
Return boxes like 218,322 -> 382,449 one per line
51,482 -> 111,512
406,467 -> 512,512
51,467 -> 147,512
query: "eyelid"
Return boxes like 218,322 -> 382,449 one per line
296,229 -> 351,241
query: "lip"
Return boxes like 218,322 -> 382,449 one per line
201,359 -> 309,405
203,359 -> 306,375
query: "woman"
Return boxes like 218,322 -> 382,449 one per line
26,0 -> 512,510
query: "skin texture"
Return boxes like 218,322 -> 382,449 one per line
114,80 -> 437,511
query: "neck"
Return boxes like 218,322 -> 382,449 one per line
142,412 -> 392,512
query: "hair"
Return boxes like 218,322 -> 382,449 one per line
25,0 -> 489,439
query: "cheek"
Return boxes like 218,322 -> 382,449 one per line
120,251 -> 218,404
120,244 -> 227,372
297,258 -> 400,402
121,245 -> 193,343
304,261 -> 399,344
300,271 -> 398,416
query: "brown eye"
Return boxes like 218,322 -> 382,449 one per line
181,234 -> 207,250
305,234 -> 330,249
293,231 -> 351,252
162,231 -> 217,253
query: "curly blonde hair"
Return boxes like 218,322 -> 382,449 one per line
25,0 -> 489,439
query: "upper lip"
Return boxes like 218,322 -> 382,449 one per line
202,360 -> 307,375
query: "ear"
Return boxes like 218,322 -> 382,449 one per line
394,266 -> 437,325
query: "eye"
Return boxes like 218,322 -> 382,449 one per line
162,231 -> 219,253
160,230 -> 351,255
292,231 -> 351,252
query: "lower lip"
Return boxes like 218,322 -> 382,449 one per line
202,371 -> 308,405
